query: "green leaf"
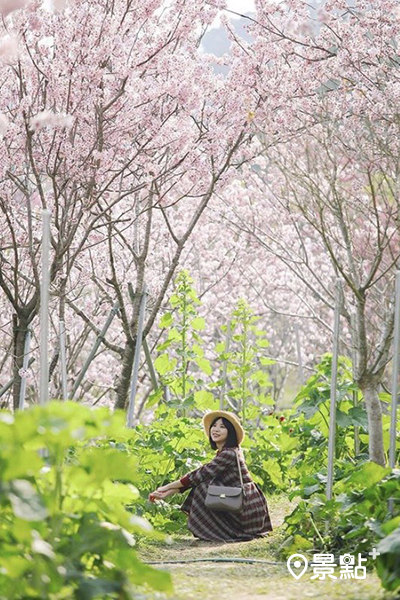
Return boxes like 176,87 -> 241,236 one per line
344,462 -> 391,487
348,406 -> 369,430
2,448 -> 43,480
277,433 -> 298,452
191,317 -> 205,331
295,400 -> 320,419
8,480 -> 48,521
252,369 -> 272,387
193,391 -> 218,410
159,313 -> 173,328
259,357 -> 275,366
377,526 -> 400,554
284,534 -> 314,556
195,357 -> 212,376
146,388 -> 163,409
215,342 -> 225,353
262,458 -> 284,487
156,339 -> 173,352
381,517 -> 400,536
79,448 -> 137,484
336,409 -> 353,428
167,328 -> 180,342
169,294 -> 180,307
192,343 -> 204,358
302,484 -> 321,497
256,339 -> 269,348
154,354 -> 177,375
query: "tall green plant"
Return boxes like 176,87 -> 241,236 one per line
216,299 -> 274,424
152,271 -> 214,414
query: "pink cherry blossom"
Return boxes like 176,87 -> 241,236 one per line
0,113 -> 9,135
29,110 -> 74,132
0,34 -> 20,64
0,0 -> 29,17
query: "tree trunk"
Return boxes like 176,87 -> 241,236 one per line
359,375 -> 386,466
12,314 -> 29,412
114,339 -> 135,410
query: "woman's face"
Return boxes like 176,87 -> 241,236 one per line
210,418 -> 228,445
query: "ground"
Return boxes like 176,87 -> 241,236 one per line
137,495 -> 399,600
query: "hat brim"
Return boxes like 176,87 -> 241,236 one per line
202,410 -> 245,445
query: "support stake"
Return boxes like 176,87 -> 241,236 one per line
143,338 -> 159,391
18,329 -> 32,410
59,320 -> 68,401
39,209 -> 51,405
326,278 -> 342,501
127,287 -> 147,428
389,271 -> 400,514
295,322 -> 305,386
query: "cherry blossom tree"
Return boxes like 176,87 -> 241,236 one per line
0,0 -> 254,409
214,0 -> 400,465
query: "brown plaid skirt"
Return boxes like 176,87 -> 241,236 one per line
179,446 -> 273,542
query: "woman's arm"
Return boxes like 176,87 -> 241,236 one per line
180,448 -> 236,487
149,479 -> 185,502
149,488 -> 177,502
156,479 -> 184,492
150,448 -> 236,500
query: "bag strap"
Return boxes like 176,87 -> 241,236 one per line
235,447 -> 244,488
209,448 -> 244,487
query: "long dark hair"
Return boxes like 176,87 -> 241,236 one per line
209,416 -> 238,450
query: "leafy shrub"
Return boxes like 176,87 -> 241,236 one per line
376,517 -> 400,591
281,462 -> 400,591
0,402 -> 171,599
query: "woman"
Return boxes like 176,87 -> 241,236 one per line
149,410 -> 273,542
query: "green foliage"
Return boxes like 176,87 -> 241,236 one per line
152,270 -> 214,414
130,405 -> 209,534
376,518 -> 400,591
238,355 -> 371,495
293,354 -> 369,460
0,319 -> 397,597
151,274 -> 274,423
281,460 -> 400,591
216,299 -> 274,424
0,402 -> 171,599
135,272 -> 399,593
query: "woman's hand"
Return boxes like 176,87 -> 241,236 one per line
148,489 -> 176,502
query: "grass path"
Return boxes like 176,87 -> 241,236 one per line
137,495 -> 398,600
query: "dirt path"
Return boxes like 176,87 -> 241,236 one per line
137,496 -> 397,600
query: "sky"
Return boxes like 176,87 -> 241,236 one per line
209,0 -> 257,29
226,0 -> 256,14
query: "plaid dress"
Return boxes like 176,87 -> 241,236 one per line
179,446 -> 273,542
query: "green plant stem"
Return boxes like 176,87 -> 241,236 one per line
308,511 -> 326,549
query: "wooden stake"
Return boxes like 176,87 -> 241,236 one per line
326,278 -> 342,501
389,271 -> 400,514
59,320 -> 68,401
18,328 -> 32,410
39,209 -> 51,405
127,287 -> 147,427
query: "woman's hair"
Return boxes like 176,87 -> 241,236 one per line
209,416 -> 238,450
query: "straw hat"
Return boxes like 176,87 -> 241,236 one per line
202,410 -> 245,445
